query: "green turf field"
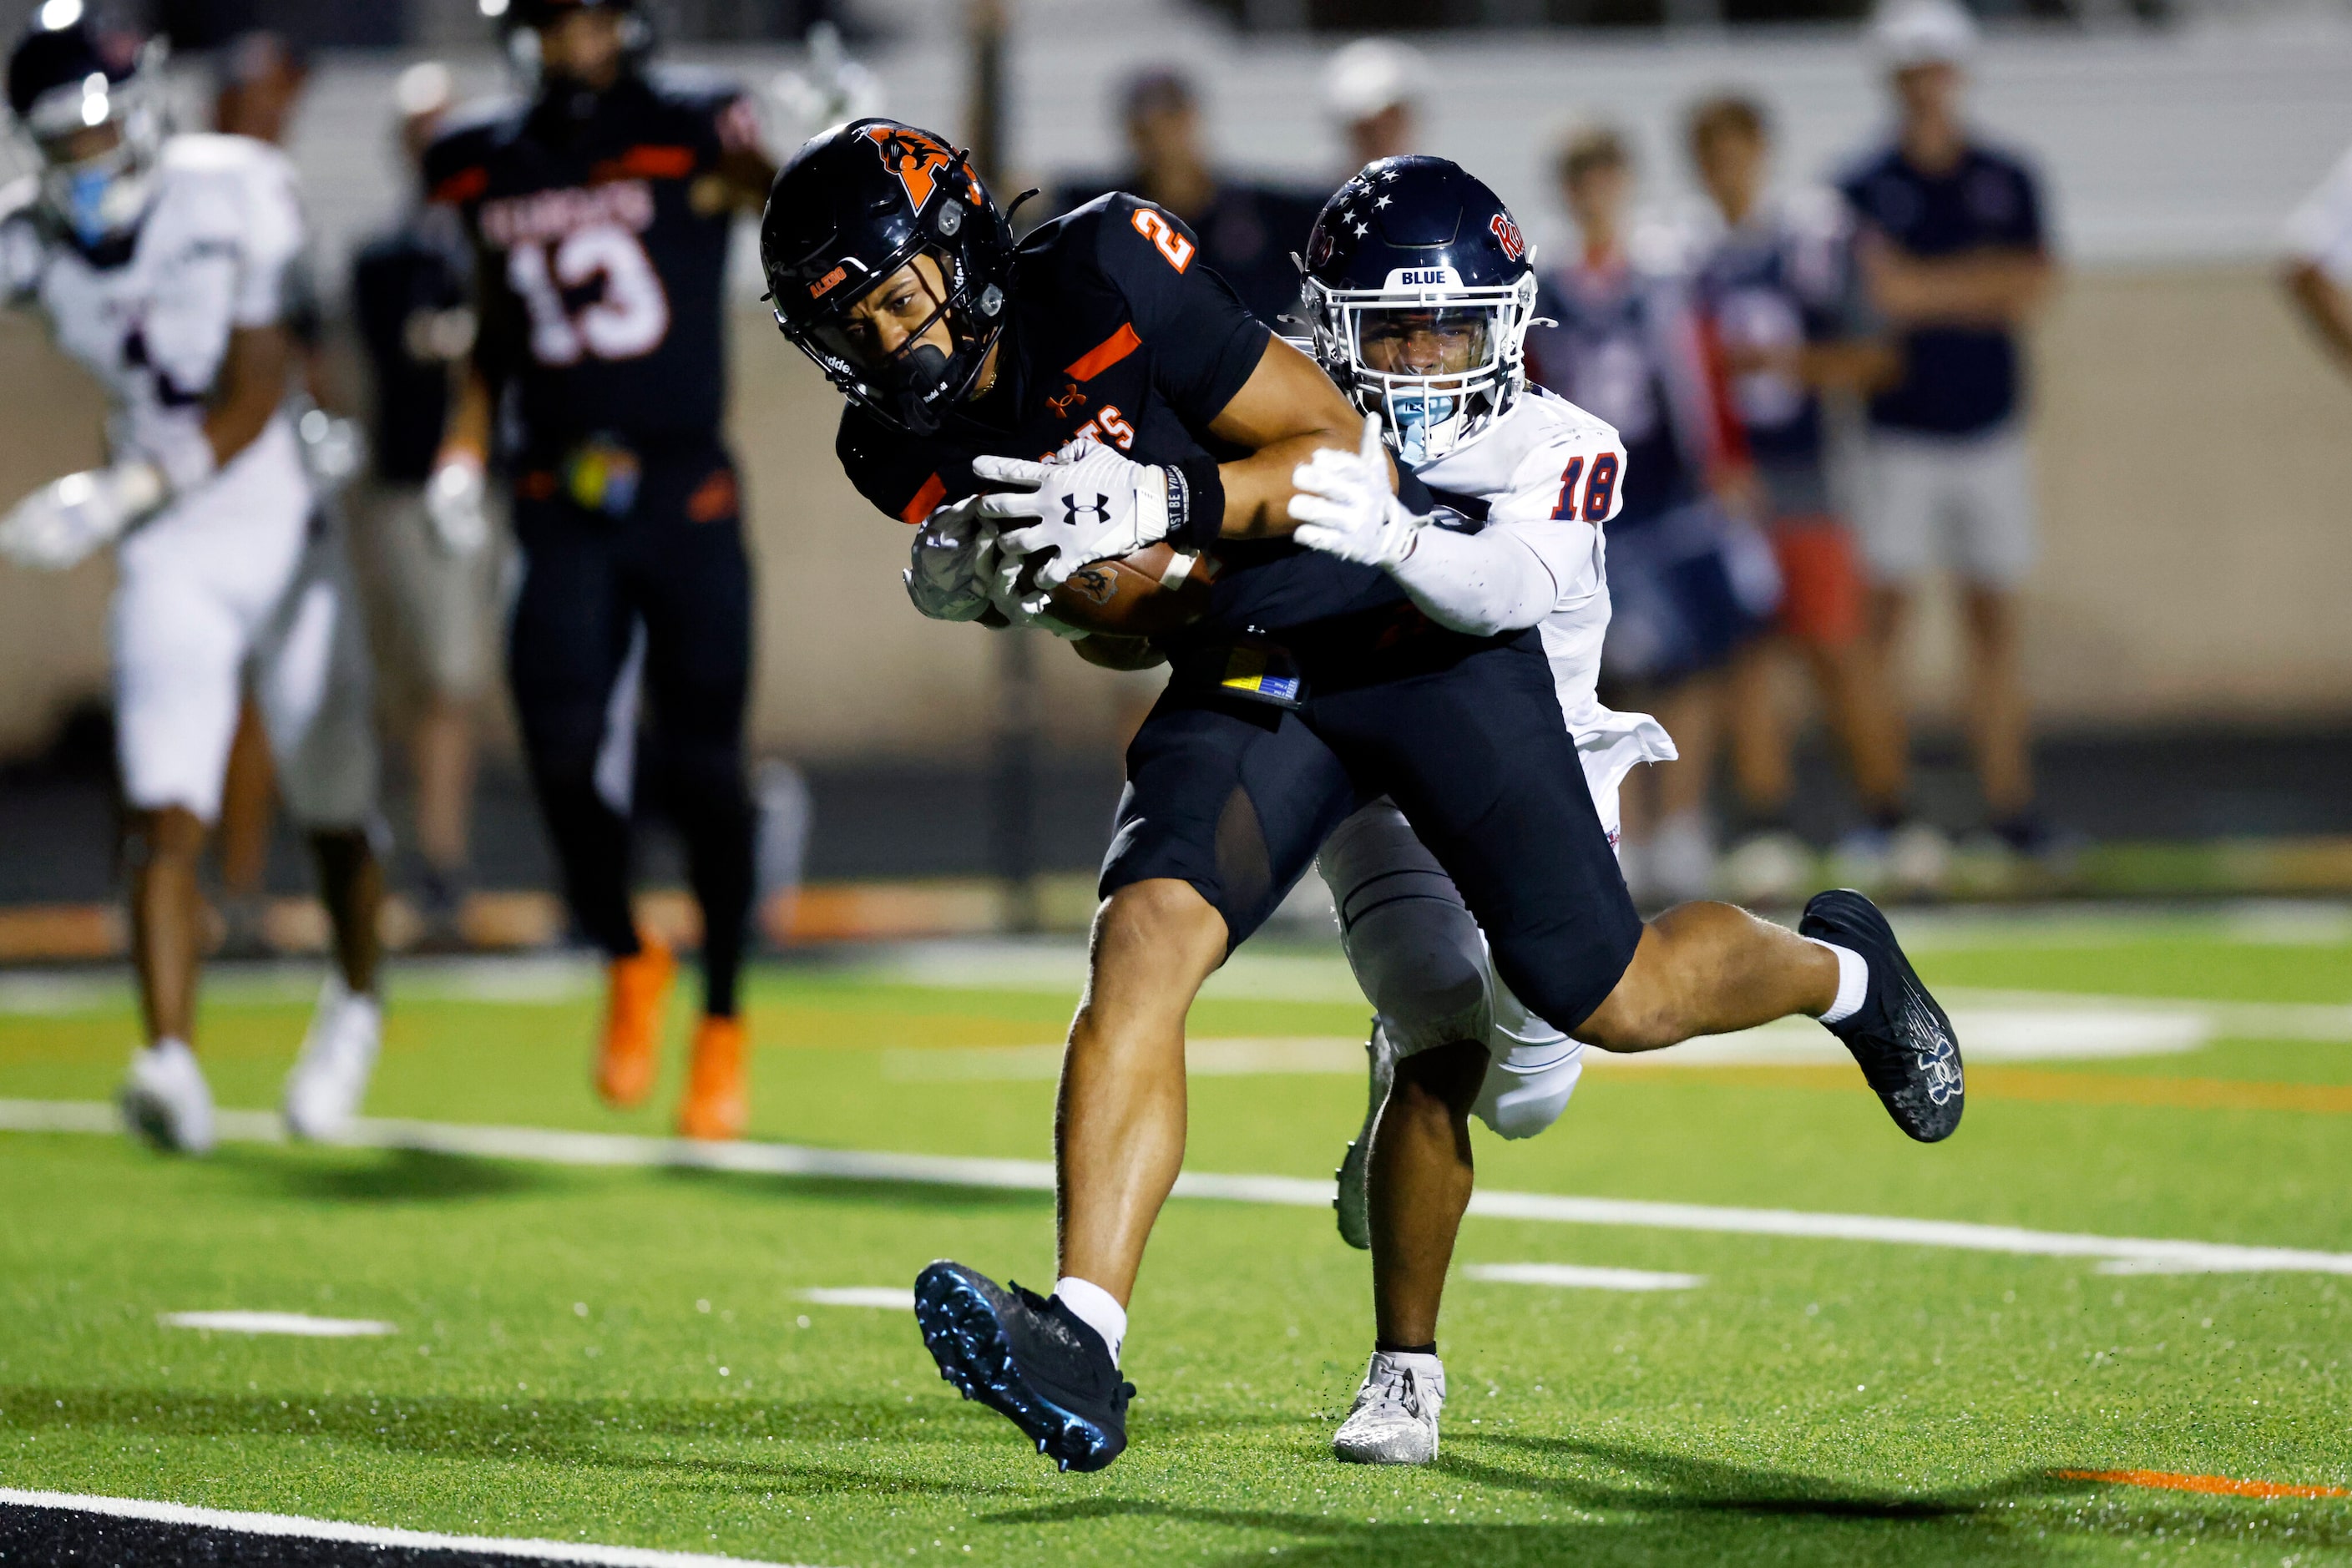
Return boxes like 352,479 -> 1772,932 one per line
2,907 -> 2349,1565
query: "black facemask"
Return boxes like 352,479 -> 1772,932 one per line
888,341 -> 952,436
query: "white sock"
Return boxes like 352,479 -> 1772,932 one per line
1806,938 -> 1869,1025
144,1037 -> 193,1065
1053,1276 -> 1126,1366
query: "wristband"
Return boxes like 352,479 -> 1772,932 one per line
1166,456 -> 1226,554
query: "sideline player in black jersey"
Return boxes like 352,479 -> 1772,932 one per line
760,122 -> 1963,1473
423,0 -> 774,1140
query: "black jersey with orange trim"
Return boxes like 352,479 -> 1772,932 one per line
423,67 -> 760,453
836,193 -> 1409,642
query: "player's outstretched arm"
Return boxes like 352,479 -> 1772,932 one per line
1205,336 -> 1387,540
0,322 -> 291,571
1287,412 -> 1565,637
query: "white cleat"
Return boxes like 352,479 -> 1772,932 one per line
1333,1350 -> 1445,1465
1333,1021 -> 1397,1252
283,976 -> 382,1143
119,1039 -> 216,1155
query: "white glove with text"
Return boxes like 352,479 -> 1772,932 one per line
974,438 -> 1171,589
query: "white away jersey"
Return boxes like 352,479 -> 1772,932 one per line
3,134 -> 305,472
1415,384 -> 1623,644
1413,386 -> 1674,779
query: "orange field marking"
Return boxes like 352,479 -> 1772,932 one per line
2051,1468 -> 2351,1500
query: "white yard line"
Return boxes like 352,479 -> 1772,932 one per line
158,1313 -> 396,1338
0,1488 -> 826,1568
885,1007 -> 2221,1080
798,1287 -> 918,1310
1463,1263 -> 1705,1292
3,1098 -> 2345,1277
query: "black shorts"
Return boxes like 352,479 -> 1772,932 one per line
1102,626 -> 1642,1034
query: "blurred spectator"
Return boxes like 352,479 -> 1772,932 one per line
1839,0 -> 2057,857
1055,68 -> 1325,330
349,62 -> 496,943
2281,142 -> 2352,379
1685,92 -> 1930,899
1528,124 -> 1778,904
1323,38 -> 1424,167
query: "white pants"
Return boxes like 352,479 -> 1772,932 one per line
1859,423 -> 2037,588
110,417 -> 377,827
1320,708 -> 1650,1152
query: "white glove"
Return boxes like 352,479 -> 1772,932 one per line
0,459 -> 166,570
425,455 -> 490,559
985,550 -> 1087,640
975,438 -> 1172,589
1287,412 -> 1424,571
903,494 -> 999,622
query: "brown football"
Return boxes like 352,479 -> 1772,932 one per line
1037,543 -> 1219,637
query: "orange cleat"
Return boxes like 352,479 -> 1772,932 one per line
676,1015 -> 748,1141
596,938 -> 675,1109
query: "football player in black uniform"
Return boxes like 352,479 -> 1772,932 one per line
761,122 -> 1963,1473
424,0 -> 773,1140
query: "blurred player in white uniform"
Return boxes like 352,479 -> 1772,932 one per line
2282,137 -> 2352,378
0,5 -> 386,1154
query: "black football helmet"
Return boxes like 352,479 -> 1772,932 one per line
1302,155 -> 1540,466
6,1 -> 163,248
760,118 -> 1014,435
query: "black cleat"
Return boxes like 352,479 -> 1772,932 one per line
1800,888 -> 1965,1142
913,1260 -> 1134,1473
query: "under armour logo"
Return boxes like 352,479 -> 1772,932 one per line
1063,493 -> 1112,526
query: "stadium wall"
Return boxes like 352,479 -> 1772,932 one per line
1,19 -> 2349,760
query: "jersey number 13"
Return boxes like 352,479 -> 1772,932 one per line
508,224 -> 670,366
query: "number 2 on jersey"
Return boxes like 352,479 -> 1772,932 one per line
1550,452 -> 1620,523
1130,208 -> 1196,273
508,223 -> 670,366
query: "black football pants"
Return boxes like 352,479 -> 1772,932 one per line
1103,630 -> 1643,1034
507,441 -> 755,1017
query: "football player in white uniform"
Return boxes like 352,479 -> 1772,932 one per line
1287,159 -> 1958,1466
1,6 -> 386,1153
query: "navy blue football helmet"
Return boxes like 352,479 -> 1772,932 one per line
6,1 -> 164,248
760,118 -> 1015,435
1302,156 -> 1539,465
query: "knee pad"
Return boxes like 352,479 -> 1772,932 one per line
1472,1040 -> 1585,1141
1321,802 -> 1493,1055
1338,887 -> 1492,1057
